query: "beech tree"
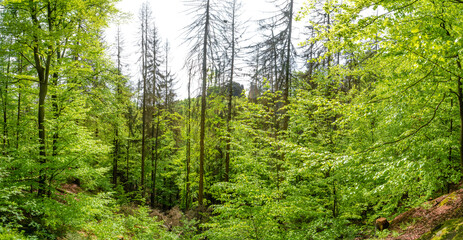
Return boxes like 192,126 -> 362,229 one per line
0,0 -> 117,195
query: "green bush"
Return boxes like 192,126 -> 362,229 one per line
0,225 -> 31,240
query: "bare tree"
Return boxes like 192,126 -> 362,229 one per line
184,0 -> 223,206
254,0 -> 296,189
222,0 -> 244,182
149,22 -> 162,208
138,2 -> 152,197
113,24 -> 123,187
185,64 -> 193,210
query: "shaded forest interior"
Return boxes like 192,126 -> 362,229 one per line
0,0 -> 463,239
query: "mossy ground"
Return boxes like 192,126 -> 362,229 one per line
378,189 -> 463,239
418,217 -> 463,240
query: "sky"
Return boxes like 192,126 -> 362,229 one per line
104,0 -> 305,99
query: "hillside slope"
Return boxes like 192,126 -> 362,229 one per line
382,189 -> 463,239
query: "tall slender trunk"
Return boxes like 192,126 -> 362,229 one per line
271,40 -> 280,190
16,55 -> 22,150
150,30 -> 158,207
448,98 -> 453,193
185,68 -> 192,210
252,46 -> 259,103
113,25 -> 122,187
225,1 -> 236,182
31,1 -> 56,196
280,0 -> 295,191
140,7 -> 148,197
165,44 -> 169,110
113,128 -> 119,186
198,0 -> 210,207
3,53 -> 11,152
126,139 -> 130,184
32,2 -> 53,194
38,77 -> 48,196
153,107 -> 160,205
271,28 -> 278,93
282,0 -> 294,132
150,114 -> 156,207
456,56 -> 463,172
52,50 -> 61,157
326,13 -> 331,70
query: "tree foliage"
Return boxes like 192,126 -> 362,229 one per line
1,0 -> 463,239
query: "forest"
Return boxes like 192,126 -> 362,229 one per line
0,0 -> 463,239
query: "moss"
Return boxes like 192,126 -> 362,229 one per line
419,231 -> 433,240
439,192 -> 457,207
431,227 -> 449,240
418,218 -> 463,240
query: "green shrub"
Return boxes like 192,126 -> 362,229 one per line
0,225 -> 31,240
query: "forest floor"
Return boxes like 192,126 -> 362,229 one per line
58,184 -> 463,240
382,188 -> 463,239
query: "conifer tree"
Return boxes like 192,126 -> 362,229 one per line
185,0 -> 222,206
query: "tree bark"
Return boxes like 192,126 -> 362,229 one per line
198,0 -> 210,207
16,55 -> 22,150
3,53 -> 10,153
185,68 -> 192,210
150,29 -> 158,208
140,6 -> 149,197
52,50 -> 62,157
282,0 -> 294,132
30,1 -> 54,196
113,25 -> 123,187
456,57 -> 463,172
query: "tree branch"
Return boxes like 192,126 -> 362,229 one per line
359,94 -> 446,154
368,67 -> 435,104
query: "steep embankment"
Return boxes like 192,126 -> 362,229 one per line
382,189 -> 463,239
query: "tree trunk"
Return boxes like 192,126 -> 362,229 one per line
153,112 -> 160,205
126,139 -> 130,185
52,50 -> 61,157
37,68 -> 49,196
113,25 -> 123,187
140,7 -> 149,197
282,0 -> 294,132
3,54 -> 10,153
32,1 -> 53,196
198,0 -> 210,207
16,55 -> 22,150
225,0 -> 236,182
150,117 -> 156,207
150,32 -> 158,208
457,57 -> 463,172
185,68 -> 192,210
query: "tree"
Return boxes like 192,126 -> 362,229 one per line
185,0 -> 222,206
138,2 -> 153,198
222,0 -> 244,182
149,21 -> 162,208
252,0 -> 296,189
1,0 -> 117,195
113,24 -> 123,187
111,19 -> 132,189
185,64 -> 193,210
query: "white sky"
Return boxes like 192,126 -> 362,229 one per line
104,0 -> 305,99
